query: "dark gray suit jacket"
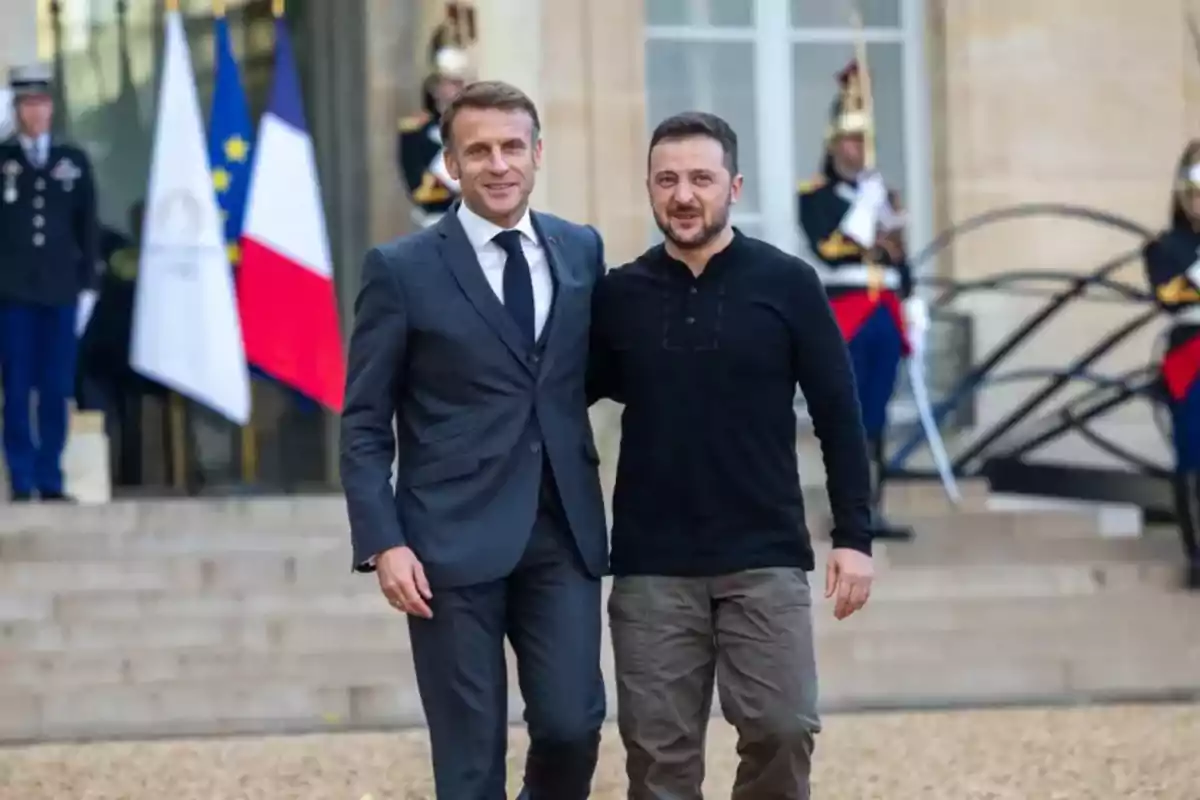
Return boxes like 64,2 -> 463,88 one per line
340,204 -> 609,588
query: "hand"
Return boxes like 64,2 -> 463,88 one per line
376,546 -> 433,618
873,230 -> 904,263
825,548 -> 873,620
855,171 -> 888,209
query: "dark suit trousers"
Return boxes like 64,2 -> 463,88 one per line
407,484 -> 605,800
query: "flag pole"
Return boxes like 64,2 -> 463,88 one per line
169,393 -> 188,490
240,399 -> 257,485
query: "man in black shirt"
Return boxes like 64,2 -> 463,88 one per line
589,111 -> 875,800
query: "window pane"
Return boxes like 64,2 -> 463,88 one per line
647,0 -> 754,27
790,0 -> 900,28
791,42 -> 906,201
645,40 -> 759,212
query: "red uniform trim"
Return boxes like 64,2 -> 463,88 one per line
828,290 -> 911,357
1162,331 -> 1200,401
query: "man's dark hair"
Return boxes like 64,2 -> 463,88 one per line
439,80 -> 542,149
648,111 -> 739,174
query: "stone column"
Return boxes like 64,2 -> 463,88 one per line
363,0 -> 425,250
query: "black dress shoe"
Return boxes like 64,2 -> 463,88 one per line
9,492 -> 33,503
38,491 -> 77,503
1186,560 -> 1200,591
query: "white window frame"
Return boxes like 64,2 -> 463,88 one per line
645,0 -> 934,269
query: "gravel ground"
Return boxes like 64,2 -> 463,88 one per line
1,704 -> 1197,799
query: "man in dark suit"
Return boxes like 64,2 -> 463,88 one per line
340,80 -> 608,799
0,63 -> 99,502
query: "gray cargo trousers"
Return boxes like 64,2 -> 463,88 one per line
609,567 -> 821,800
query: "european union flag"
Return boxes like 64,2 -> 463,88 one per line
208,10 -> 253,272
209,8 -> 316,412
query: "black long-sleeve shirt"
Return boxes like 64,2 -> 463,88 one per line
589,229 -> 874,577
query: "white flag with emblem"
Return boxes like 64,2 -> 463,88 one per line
130,6 -> 249,424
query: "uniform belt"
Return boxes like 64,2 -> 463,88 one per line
818,264 -> 901,290
1174,305 -> 1200,325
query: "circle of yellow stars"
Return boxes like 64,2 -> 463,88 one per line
212,133 -> 250,264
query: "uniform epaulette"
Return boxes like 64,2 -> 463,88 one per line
797,175 -> 826,194
398,111 -> 431,133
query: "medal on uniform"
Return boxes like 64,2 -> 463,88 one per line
2,160 -> 20,203
52,157 -> 81,193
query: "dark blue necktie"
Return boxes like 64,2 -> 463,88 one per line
493,229 -> 535,343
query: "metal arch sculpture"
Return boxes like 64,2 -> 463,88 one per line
883,202 -> 1168,488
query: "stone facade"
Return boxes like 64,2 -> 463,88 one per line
928,0 -> 1195,465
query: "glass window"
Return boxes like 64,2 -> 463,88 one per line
792,42 -> 907,199
789,0 -> 901,28
647,0 -> 755,28
645,0 -> 926,257
644,39 -> 760,229
36,0 -> 335,495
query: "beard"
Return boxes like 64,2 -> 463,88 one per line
654,200 -> 731,250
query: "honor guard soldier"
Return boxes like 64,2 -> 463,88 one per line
0,63 -> 99,502
1143,138 -> 1200,590
798,60 -> 929,540
397,6 -> 476,228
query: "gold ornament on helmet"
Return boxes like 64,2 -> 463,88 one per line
827,60 -> 871,141
428,2 -> 477,82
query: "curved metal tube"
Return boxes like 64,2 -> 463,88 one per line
907,203 -> 1158,273
890,247 -> 1145,467
950,308 -> 1159,473
1073,422 -> 1167,475
929,271 -> 1152,306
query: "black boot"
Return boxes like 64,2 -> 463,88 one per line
1183,472 -> 1200,591
867,436 -> 913,541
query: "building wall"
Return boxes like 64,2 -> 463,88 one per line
931,0 -> 1193,467
0,0 -> 37,73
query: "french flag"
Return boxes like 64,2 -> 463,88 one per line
237,12 -> 345,411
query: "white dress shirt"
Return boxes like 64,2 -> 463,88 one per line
19,133 -> 49,168
456,201 -> 554,340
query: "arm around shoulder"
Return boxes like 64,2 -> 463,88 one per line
341,245 -> 409,571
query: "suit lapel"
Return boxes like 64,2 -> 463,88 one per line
436,205 -> 533,371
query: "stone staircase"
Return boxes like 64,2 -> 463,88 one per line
2,486 -> 1199,744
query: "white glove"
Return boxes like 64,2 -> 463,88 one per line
1186,256 -> 1200,292
839,171 -> 888,249
903,296 -> 930,350
428,150 -> 461,194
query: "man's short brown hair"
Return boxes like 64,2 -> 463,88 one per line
439,80 -> 542,149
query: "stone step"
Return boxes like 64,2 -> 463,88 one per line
870,528 -> 1183,567
3,620 -> 1196,697
0,551 -> 1183,612
0,483 -> 1005,541
0,507 -> 1118,563
0,496 -> 349,536
5,568 -> 1197,656
6,580 -> 1198,631
4,621 -> 1199,742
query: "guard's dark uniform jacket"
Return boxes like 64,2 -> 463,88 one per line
796,162 -> 913,302
396,110 -> 456,223
1144,224 -> 1200,459
1143,217 -> 1200,587
0,136 -> 99,304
